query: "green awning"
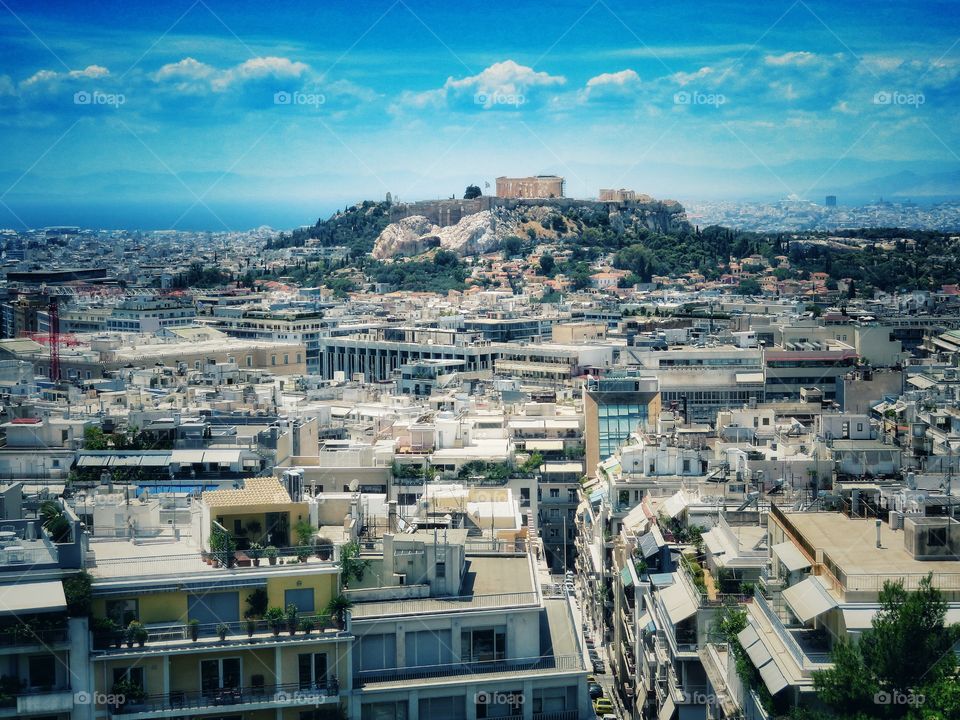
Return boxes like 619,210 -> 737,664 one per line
620,566 -> 634,587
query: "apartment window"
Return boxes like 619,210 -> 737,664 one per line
461,627 -> 506,662
928,527 -> 948,547
112,667 -> 144,692
297,652 -> 328,689
284,354 -> 289,365
361,701 -> 409,720
28,655 -> 56,688
857,423 -> 864,433
549,488 -> 560,498
476,688 -> 522,718
762,417 -> 770,426
682,459 -> 691,472
106,598 -> 138,626
296,353 -> 302,364
200,658 -> 241,694
246,355 -> 253,368
271,355 -> 277,366
285,588 -> 315,613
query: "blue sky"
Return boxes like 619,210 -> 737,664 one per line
0,0 -> 958,229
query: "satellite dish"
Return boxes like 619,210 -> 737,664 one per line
349,479 -> 359,492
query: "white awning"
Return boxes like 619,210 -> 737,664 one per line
702,529 -> 726,557
737,624 -> 760,649
738,623 -> 788,695
736,372 -> 765,385
782,576 -> 837,623
661,491 -> 689,519
759,659 -> 789,695
0,580 -> 66,614
658,693 -> 676,720
525,439 -> 564,452
843,607 -> 960,631
623,503 -> 649,533
771,541 -> 812,572
202,450 -> 241,464
171,450 -> 206,464
659,579 -> 697,624
842,608 -> 877,631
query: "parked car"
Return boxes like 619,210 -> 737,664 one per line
588,682 -> 603,699
593,697 -> 614,714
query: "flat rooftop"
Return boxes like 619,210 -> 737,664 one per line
783,512 -> 960,577
350,554 -> 535,619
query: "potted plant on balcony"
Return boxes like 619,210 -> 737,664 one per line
265,607 -> 285,636
264,545 -> 278,566
124,621 -> 146,648
245,619 -> 257,638
112,678 -> 145,708
249,542 -> 263,567
92,617 -> 118,649
217,623 -> 229,642
299,618 -> 315,635
315,537 -> 333,560
339,541 -> 369,589
188,619 -> 200,642
324,594 -> 352,630
285,603 -> 298,636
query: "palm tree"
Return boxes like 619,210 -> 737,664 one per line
324,595 -> 352,629
40,501 -> 70,542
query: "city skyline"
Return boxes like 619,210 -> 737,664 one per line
0,0 -> 958,229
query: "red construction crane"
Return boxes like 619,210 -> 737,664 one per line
38,284 -> 75,384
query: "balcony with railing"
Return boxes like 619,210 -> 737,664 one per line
0,625 -> 69,652
106,681 -> 339,717
354,653 -> 584,688
92,614 -> 348,655
350,591 -> 540,620
751,587 -> 831,673
0,684 -> 74,716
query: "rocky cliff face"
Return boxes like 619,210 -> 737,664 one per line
371,197 -> 688,259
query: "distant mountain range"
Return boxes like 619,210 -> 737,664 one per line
823,170 -> 960,203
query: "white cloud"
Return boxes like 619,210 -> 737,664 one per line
152,56 -> 309,93
21,64 -> 110,89
398,60 -> 566,112
586,69 -> 640,88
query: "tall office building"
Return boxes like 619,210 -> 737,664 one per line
583,371 -> 660,475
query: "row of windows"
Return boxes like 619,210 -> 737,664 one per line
111,651 -> 329,696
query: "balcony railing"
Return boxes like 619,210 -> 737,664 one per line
0,626 -> 68,647
351,591 -> 539,619
93,614 -> 338,650
0,684 -> 72,708
753,587 -> 830,668
533,711 -> 580,720
354,653 -> 583,686
108,681 -> 339,715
